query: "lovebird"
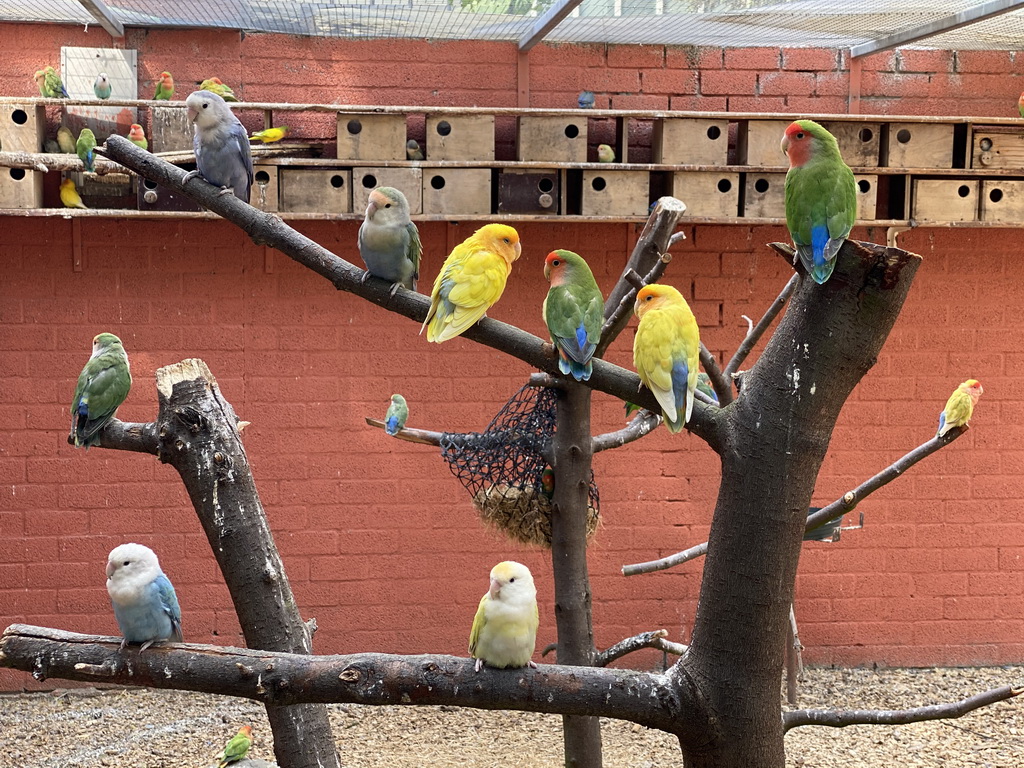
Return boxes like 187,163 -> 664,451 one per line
56,125 -> 76,154
106,543 -> 182,651
937,379 -> 984,437
406,139 -> 424,161
250,126 -> 289,143
1018,91 -> 1024,118
384,394 -> 408,435
597,144 -> 616,163
60,178 -> 87,209
632,284 -> 701,434
215,725 -> 253,767
69,332 -> 131,448
468,561 -> 538,672
200,77 -> 239,102
357,186 -> 422,296
540,467 -> 555,499
184,90 -> 253,202
93,72 -> 111,100
128,124 -> 148,150
34,66 -> 68,98
153,71 -> 174,100
421,224 -> 522,343
577,90 -> 595,109
782,119 -> 857,285
543,249 -> 603,382
76,128 -> 97,173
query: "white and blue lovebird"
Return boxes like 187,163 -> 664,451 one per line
184,90 -> 253,203
106,543 -> 183,651
577,91 -> 595,109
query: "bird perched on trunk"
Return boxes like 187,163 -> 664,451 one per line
632,284 -> 701,433
384,394 -> 409,435
153,71 -> 174,100
469,561 -> 538,672
106,543 -> 182,651
937,379 -> 984,437
76,128 -> 97,173
93,72 -> 111,99
421,224 -> 521,343
60,178 -> 87,209
56,125 -> 76,154
215,725 -> 253,767
128,124 -> 148,150
358,186 -> 422,296
543,250 -> 603,381
183,90 -> 253,202
200,77 -> 239,101
34,66 -> 68,98
69,333 -> 131,448
782,119 -> 856,285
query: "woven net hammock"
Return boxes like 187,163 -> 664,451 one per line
440,384 -> 600,547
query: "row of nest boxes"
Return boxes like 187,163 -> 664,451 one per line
910,178 -> 1024,223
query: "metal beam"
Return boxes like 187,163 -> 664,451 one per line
78,0 -> 125,38
849,0 -> 1024,58
518,0 -> 585,51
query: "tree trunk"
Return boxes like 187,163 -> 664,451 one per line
153,360 -> 340,768
551,382 -> 602,768
682,241 -> 921,767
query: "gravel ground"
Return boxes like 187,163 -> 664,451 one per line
1,666 -> 1021,767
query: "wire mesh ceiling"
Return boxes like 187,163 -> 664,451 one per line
3,0 -> 1024,49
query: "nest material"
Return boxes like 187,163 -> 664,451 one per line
473,483 -> 600,547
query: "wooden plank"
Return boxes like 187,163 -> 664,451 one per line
337,113 -> 406,162
519,116 -> 587,163
971,125 -> 1024,169
885,123 -> 955,169
980,179 -> 1024,222
672,171 -> 740,218
911,179 -> 979,222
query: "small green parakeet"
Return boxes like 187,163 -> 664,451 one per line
69,333 -> 131,449
469,561 -> 538,672
34,66 -> 68,98
782,119 -> 857,285
56,126 -> 76,154
542,249 -> 603,382
358,187 -> 422,297
153,71 -> 174,100
215,725 -> 253,767
76,128 -> 97,173
384,394 -> 408,435
596,143 -> 615,162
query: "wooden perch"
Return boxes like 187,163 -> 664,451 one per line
0,150 -> 126,175
593,630 -> 687,667
592,410 -> 660,453
364,417 -> 444,446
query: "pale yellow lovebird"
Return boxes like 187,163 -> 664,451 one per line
468,561 -> 538,673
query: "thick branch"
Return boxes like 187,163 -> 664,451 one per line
73,418 -> 160,454
784,684 -> 1023,731
723,274 -> 798,381
0,150 -> 125,175
592,630 -> 687,667
101,136 -> 721,449
592,411 -> 660,453
0,625 -> 695,736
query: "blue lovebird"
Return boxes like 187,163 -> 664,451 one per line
183,90 -> 253,202
384,394 -> 408,436
578,91 -> 595,109
106,543 -> 182,651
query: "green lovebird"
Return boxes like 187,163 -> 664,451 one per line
215,725 -> 253,767
76,128 -> 97,173
542,249 -> 603,382
34,66 -> 68,98
782,119 -> 856,285
69,333 -> 131,449
357,186 -> 422,297
384,394 -> 408,436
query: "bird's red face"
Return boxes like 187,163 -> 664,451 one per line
158,72 -> 172,85
964,379 -> 984,397
781,121 -> 813,167
365,188 -> 393,218
543,251 -> 564,283
129,124 -> 144,139
240,725 -> 253,737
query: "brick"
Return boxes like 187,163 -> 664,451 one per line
724,47 -> 780,71
782,48 -> 839,72
699,70 -> 758,96
758,71 -> 814,96
897,49 -> 953,73
954,50 -> 1013,74
607,44 -> 664,69
641,69 -> 697,95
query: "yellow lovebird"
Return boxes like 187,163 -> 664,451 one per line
469,561 -> 539,672
60,178 -> 87,209
632,284 -> 701,433
421,223 -> 521,343
937,379 -> 984,437
250,126 -> 289,143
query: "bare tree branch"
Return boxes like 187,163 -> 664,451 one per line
784,685 -> 1023,731
0,625 -> 699,736
592,411 -> 660,453
593,630 -> 687,667
699,343 -> 732,406
363,418 -> 444,446
74,418 -> 160,454
724,274 -> 799,381
529,372 -> 565,389
623,427 -> 968,577
100,137 -> 722,450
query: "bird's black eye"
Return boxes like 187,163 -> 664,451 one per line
509,577 -> 516,583
503,238 -> 510,244
202,103 -> 208,109
123,560 -> 130,566
796,132 -> 804,139
646,295 -> 653,301
385,203 -> 391,208
552,260 -> 560,267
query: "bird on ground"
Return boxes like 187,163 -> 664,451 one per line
69,333 -> 131,448
468,561 -> 538,672
215,725 -> 253,767
106,543 -> 182,651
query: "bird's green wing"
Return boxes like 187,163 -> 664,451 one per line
468,594 -> 488,656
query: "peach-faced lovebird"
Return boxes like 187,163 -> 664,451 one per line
421,224 -> 521,343
250,126 -> 289,143
34,66 -> 68,98
128,124 -> 148,150
153,71 -> 174,100
60,178 -> 87,209
632,284 -> 701,434
782,119 -> 856,285
540,467 -> 555,498
183,90 -> 253,202
93,72 -> 111,100
200,77 -> 239,102
543,250 -> 603,382
937,379 -> 984,437
406,139 -> 424,160
56,125 -> 76,154
76,128 -> 97,173
384,394 -> 408,436
216,725 -> 253,767
358,186 -> 422,297
597,144 -> 615,163
106,543 -> 182,651
70,333 -> 131,448
469,561 -> 538,672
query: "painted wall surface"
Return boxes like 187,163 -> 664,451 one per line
2,23 -> 1023,688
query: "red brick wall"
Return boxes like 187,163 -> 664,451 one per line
3,24 -> 1023,689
